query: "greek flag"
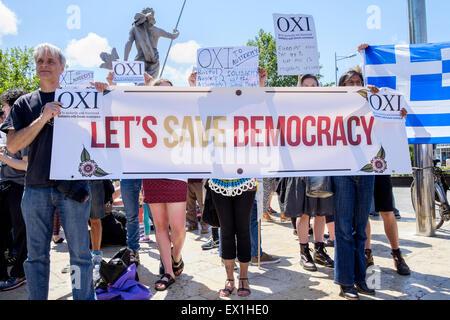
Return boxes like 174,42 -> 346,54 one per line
363,42 -> 450,144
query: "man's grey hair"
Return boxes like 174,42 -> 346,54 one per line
33,43 -> 66,66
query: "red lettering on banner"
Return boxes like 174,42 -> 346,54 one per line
347,116 -> 361,146
250,116 -> 264,147
317,117 -> 331,146
119,116 -> 135,148
266,116 -> 286,146
142,116 -> 158,148
361,116 -> 374,145
286,116 -> 301,146
332,116 -> 348,146
302,116 -> 316,146
91,122 -> 105,148
105,116 -> 120,148
234,116 -> 249,147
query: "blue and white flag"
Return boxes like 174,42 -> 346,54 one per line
363,42 -> 450,144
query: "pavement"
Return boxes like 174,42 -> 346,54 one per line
1,186 -> 449,300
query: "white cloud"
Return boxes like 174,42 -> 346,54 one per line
0,1 -> 19,44
65,33 -> 111,68
162,65 -> 195,86
169,40 -> 200,64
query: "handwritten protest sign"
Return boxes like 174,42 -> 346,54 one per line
60,70 -> 94,88
273,13 -> 320,75
112,61 -> 145,84
196,46 -> 259,87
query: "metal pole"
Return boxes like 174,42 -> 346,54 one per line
160,0 -> 187,78
335,52 -> 338,85
408,0 -> 436,236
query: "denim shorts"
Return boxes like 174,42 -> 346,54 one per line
89,181 -> 105,219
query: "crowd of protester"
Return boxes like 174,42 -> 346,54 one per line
0,42 -> 410,300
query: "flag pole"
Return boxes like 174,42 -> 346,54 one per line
160,0 -> 187,78
407,0 -> 436,236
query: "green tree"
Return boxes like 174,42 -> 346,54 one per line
247,29 -> 334,87
0,47 -> 40,96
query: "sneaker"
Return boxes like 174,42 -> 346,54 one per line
300,244 -> 317,271
369,211 -> 380,217
313,242 -> 334,268
394,209 -> 401,220
201,237 -> 219,250
0,277 -> 26,291
392,249 -> 410,275
250,252 -> 280,265
262,212 -> 274,222
139,234 -> 151,243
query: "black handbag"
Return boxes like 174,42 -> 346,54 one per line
201,180 -> 220,227
94,248 -> 139,290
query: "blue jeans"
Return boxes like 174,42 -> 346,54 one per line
332,176 -> 374,287
21,186 -> 94,300
250,200 -> 262,258
120,179 -> 142,252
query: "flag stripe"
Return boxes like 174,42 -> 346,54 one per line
365,45 -> 396,65
406,113 -> 450,127
409,137 -> 450,144
443,60 -> 450,74
367,76 -> 396,90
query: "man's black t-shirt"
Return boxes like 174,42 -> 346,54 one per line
0,90 -> 56,188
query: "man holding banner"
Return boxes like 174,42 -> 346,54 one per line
0,43 -> 95,300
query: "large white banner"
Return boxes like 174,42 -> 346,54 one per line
50,87 -> 412,180
273,13 -> 320,75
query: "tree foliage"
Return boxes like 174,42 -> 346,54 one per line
0,47 -> 40,96
247,29 -> 334,87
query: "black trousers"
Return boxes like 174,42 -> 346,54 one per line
0,181 -> 27,279
211,190 -> 256,263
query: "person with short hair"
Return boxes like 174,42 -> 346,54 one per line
0,88 -> 28,292
0,43 -> 95,300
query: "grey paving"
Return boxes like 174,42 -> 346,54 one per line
1,187 -> 449,300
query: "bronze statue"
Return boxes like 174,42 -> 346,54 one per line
124,7 -> 179,78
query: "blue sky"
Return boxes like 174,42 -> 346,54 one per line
1,0 -> 449,86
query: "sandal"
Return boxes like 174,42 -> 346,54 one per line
155,273 -> 175,291
219,279 -> 235,297
172,256 -> 184,276
237,278 -> 251,297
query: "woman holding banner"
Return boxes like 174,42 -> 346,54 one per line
277,74 -> 335,273
332,70 -> 377,300
141,78 -> 188,291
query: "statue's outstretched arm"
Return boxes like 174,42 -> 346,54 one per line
154,26 -> 179,40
